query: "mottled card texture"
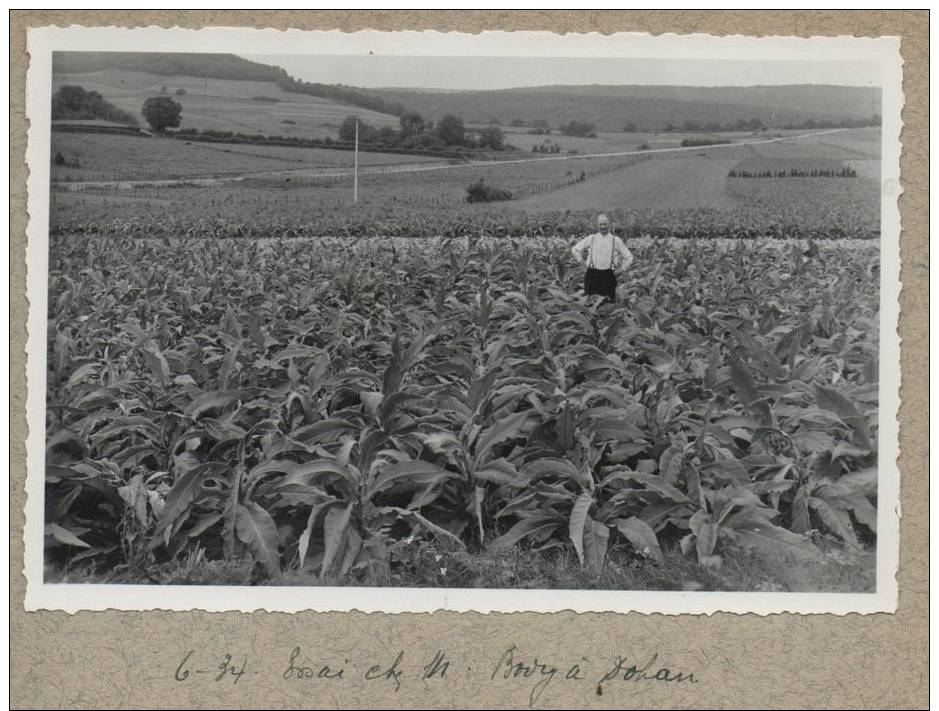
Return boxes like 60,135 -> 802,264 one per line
10,10 -> 928,710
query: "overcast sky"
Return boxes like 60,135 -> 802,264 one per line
245,55 -> 883,91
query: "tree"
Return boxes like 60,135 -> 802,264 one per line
142,96 -> 182,132
359,124 -> 380,144
378,125 -> 399,146
399,112 -> 425,140
509,118 -> 526,127
477,124 -> 504,150
51,85 -> 138,126
339,115 -> 358,143
559,120 -> 596,138
437,114 -> 466,146
55,85 -> 90,113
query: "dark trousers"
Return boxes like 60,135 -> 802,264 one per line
584,268 -> 616,302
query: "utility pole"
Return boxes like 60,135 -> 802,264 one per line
353,116 -> 359,204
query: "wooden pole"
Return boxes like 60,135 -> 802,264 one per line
353,116 -> 359,204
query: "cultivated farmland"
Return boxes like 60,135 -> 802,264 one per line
44,110 -> 883,591
509,157 -> 741,211
51,132 -> 447,182
49,128 -> 882,242
46,234 -> 879,591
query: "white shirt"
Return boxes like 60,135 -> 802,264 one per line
571,232 -> 634,271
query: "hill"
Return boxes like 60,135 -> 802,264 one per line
51,67 -> 400,140
53,52 -> 409,120
52,52 -> 288,83
50,52 -> 882,139
358,84 -> 881,131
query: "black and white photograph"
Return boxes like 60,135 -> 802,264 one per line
25,27 -> 901,614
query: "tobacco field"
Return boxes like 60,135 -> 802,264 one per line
45,234 -> 881,589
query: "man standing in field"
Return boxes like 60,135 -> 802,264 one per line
571,213 -> 633,302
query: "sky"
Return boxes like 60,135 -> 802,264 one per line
244,55 -> 883,91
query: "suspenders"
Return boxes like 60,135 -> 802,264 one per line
588,233 -> 615,270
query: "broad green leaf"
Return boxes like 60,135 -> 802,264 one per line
248,312 -> 265,350
291,418 -> 360,446
522,457 -> 587,488
642,345 -> 676,375
862,357 -> 879,384
202,417 -> 247,443
729,360 -> 773,427
45,523 -> 91,548
731,517 -> 821,562
613,517 -> 664,562
383,507 -> 465,548
66,362 -> 99,389
297,499 -> 336,568
474,411 -> 530,466
583,517 -> 609,570
89,416 -> 160,447
371,460 -> 458,495
790,485 -> 812,534
338,527 -> 363,577
235,500 -> 281,577
591,417 -> 646,443
184,390 -> 248,419
158,462 -> 228,533
809,496 -> 858,545
360,391 -> 384,419
843,494 -> 877,532
814,385 -> 873,449
833,467 -> 877,494
695,520 -> 719,561
474,458 -> 520,486
321,503 -> 353,577
489,514 -> 561,552
218,341 -> 242,390
569,491 -> 593,565
614,470 -> 693,504
658,444 -> 683,485
467,369 -> 498,413
702,458 -> 750,484
117,473 -> 149,527
142,345 -> 170,388
713,415 -> 760,431
262,459 -> 359,495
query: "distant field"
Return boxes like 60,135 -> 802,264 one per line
506,157 -> 740,212
810,127 -> 881,158
53,69 -> 399,139
726,176 -> 880,237
749,142 -> 867,160
51,132 -> 445,181
49,127 -> 882,241
494,127 -> 776,155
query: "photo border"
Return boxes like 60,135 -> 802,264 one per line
22,25 -> 903,616
10,10 -> 928,710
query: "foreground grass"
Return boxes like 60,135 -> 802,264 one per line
50,540 -> 875,594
